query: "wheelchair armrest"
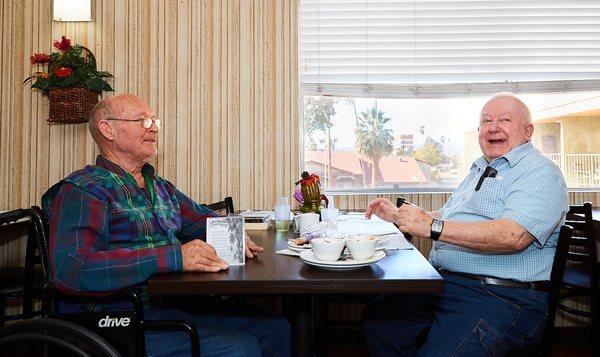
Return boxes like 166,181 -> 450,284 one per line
142,320 -> 200,357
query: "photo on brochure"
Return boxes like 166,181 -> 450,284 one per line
206,216 -> 245,265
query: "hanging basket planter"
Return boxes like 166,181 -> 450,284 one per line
47,87 -> 98,124
24,36 -> 113,124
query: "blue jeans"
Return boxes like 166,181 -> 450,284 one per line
145,308 -> 290,357
362,274 -> 548,356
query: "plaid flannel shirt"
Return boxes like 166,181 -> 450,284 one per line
42,156 -> 217,294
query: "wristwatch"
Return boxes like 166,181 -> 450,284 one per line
430,219 -> 444,241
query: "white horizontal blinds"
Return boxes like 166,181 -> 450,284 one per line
299,0 -> 600,97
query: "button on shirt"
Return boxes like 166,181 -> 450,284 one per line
429,142 -> 568,282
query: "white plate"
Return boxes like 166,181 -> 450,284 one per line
288,240 -> 312,252
299,250 -> 386,269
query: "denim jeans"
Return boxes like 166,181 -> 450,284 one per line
145,308 -> 290,357
362,274 -> 548,356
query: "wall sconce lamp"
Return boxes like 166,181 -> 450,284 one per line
53,0 -> 93,22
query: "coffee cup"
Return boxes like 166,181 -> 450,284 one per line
298,212 -> 319,233
311,238 -> 345,261
320,208 -> 339,223
345,235 -> 378,260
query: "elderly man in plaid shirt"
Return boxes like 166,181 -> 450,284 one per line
43,93 -> 290,357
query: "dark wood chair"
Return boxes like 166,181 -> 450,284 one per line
556,202 -> 599,351
28,206 -> 200,357
502,225 -> 573,356
204,196 -> 234,215
0,209 -> 45,326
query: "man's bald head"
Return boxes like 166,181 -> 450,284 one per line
88,94 -> 144,143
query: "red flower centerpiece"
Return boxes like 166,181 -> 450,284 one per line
295,171 -> 328,213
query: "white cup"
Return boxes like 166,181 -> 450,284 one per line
311,238 -> 345,261
298,212 -> 320,233
274,204 -> 291,221
320,208 -> 339,223
345,235 -> 378,260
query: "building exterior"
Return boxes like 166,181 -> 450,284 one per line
305,151 -> 430,189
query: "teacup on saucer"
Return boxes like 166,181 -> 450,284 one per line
345,235 -> 378,260
311,238 -> 345,262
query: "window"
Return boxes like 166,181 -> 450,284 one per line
300,0 -> 600,192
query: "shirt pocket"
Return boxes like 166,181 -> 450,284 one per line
462,178 -> 504,219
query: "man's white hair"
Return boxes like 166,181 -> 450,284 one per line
482,92 -> 532,124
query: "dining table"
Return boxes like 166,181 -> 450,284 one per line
147,215 -> 444,356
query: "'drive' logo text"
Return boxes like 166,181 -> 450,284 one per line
98,315 -> 131,328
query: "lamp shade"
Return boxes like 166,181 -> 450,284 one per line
53,0 -> 92,22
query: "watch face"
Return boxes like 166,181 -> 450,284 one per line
432,219 -> 443,233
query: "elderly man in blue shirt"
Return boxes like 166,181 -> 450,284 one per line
362,92 -> 568,356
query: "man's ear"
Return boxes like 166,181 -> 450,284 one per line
526,122 -> 534,139
98,120 -> 116,141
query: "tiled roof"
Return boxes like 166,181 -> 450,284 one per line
305,151 -> 428,183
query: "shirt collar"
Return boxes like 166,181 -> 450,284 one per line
95,155 -> 156,180
470,141 -> 534,170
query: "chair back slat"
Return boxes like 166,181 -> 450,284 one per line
564,202 -> 597,269
204,196 -> 235,215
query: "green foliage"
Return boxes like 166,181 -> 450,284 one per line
304,96 -> 338,136
24,37 -> 113,96
355,107 -> 395,187
355,107 -> 394,160
412,137 -> 448,166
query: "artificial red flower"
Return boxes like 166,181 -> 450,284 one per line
29,53 -> 51,65
295,171 -> 321,187
55,67 -> 73,78
53,36 -> 72,51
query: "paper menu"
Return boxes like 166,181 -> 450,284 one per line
206,216 -> 245,266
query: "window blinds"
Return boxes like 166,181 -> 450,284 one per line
299,0 -> 600,98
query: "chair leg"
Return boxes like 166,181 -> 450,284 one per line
0,297 -> 5,327
592,294 -> 599,354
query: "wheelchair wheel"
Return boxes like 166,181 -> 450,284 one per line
0,317 -> 120,357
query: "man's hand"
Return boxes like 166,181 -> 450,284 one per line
181,239 -> 229,272
366,198 -> 433,238
365,198 -> 400,222
245,232 -> 264,258
396,204 -> 434,238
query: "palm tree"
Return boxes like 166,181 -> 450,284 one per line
355,107 -> 394,187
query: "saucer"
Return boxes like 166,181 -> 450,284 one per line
299,250 -> 385,270
288,240 -> 312,252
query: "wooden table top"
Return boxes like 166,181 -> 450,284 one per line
147,228 -> 444,296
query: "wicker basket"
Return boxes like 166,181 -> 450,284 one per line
48,87 -> 98,124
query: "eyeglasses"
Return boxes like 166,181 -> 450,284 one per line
107,117 -> 161,129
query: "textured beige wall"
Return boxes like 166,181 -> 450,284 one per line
562,116 -> 600,154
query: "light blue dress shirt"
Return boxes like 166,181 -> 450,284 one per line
429,142 -> 568,282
